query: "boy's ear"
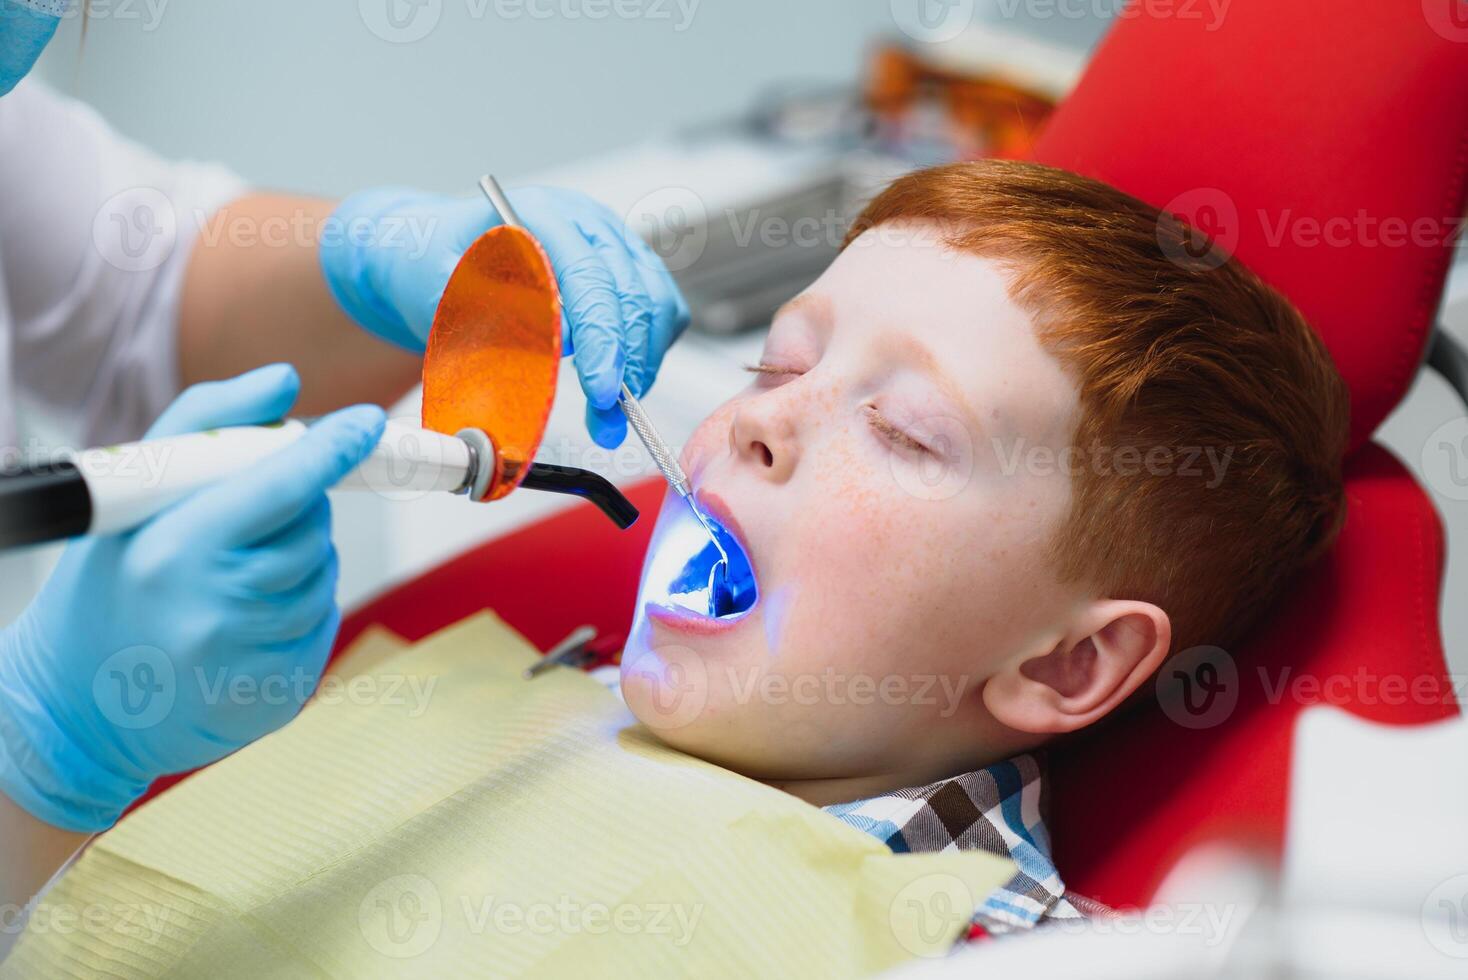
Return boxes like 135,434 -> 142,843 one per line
983,600 -> 1171,735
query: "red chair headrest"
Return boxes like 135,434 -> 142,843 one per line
1030,2 -> 1465,907
1031,0 -> 1468,453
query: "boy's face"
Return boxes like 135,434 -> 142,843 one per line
621,225 -> 1091,787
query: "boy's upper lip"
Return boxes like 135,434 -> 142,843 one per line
691,488 -> 752,571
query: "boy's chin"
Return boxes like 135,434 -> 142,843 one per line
617,677 -> 862,780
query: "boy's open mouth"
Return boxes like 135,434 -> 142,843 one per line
643,493 -> 758,622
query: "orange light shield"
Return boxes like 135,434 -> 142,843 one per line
421,226 -> 562,500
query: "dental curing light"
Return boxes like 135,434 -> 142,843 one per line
0,420 -> 638,551
0,183 -> 654,551
478,174 -> 741,614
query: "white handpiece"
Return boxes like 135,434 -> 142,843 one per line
76,421 -> 309,536
71,420 -> 474,537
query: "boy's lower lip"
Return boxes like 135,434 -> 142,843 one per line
644,600 -> 749,636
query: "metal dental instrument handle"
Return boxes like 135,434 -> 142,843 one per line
479,174 -> 523,230
523,624 -> 598,680
478,175 -> 697,502
617,381 -> 693,498
614,378 -> 730,596
477,174 -> 713,568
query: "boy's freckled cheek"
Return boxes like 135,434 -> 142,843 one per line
797,487 -> 935,604
682,400 -> 742,467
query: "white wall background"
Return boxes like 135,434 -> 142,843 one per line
38,1 -> 885,193
34,0 -> 1106,194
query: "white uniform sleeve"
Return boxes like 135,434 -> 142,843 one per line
0,79 -> 247,446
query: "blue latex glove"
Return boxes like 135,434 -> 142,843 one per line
0,0 -> 63,99
319,185 -> 690,448
0,365 -> 385,833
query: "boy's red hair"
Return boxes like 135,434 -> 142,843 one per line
846,160 -> 1349,652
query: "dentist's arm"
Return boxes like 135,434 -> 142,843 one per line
0,793 -> 87,912
178,194 -> 423,416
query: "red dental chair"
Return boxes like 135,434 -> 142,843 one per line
1029,0 -> 1468,906
156,2 -> 1467,913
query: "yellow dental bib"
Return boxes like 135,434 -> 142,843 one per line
3,614 -> 1010,978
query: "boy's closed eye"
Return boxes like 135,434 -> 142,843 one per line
862,403 -> 932,455
745,359 -> 939,454
742,361 -> 802,380
742,363 -> 939,455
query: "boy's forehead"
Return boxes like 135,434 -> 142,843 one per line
825,229 -> 1027,337
803,229 -> 1079,443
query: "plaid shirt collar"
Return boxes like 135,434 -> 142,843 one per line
822,753 -> 1085,937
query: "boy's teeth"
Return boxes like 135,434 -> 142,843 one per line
667,514 -> 756,619
709,563 -> 734,617
649,501 -> 758,620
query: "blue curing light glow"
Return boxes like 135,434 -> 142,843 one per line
665,510 -> 757,619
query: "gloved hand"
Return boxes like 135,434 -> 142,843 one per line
319,185 -> 690,448
0,365 -> 385,833
0,0 -> 64,99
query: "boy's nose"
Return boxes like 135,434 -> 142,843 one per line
730,391 -> 800,483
